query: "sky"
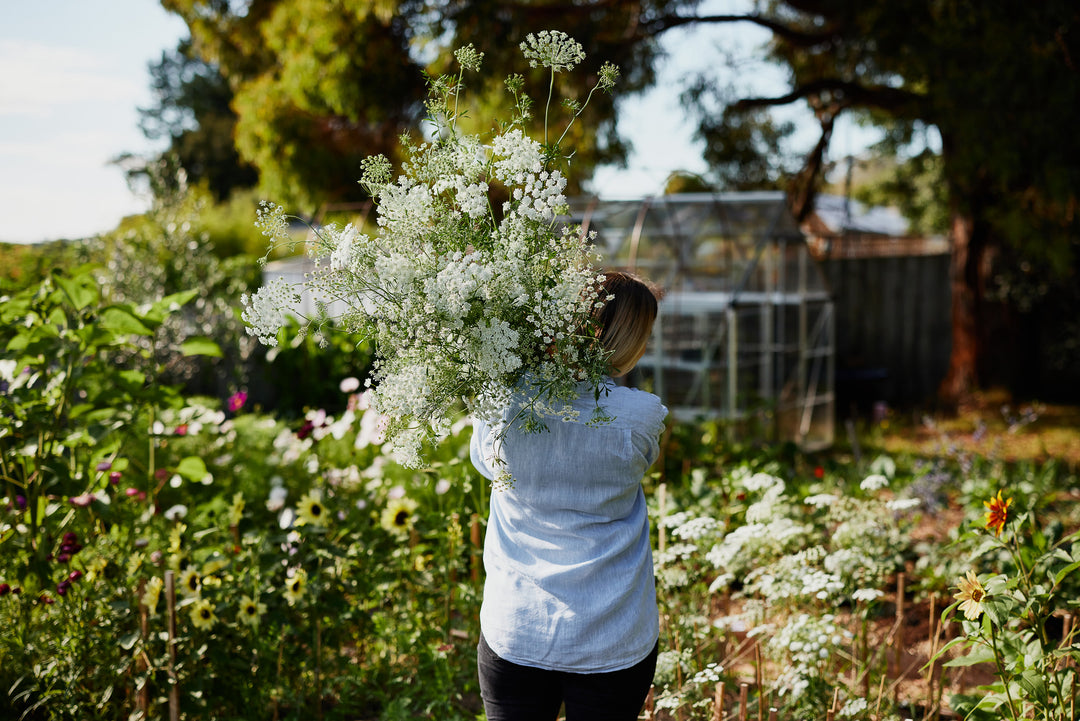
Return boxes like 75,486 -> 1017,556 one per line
0,1 -> 875,245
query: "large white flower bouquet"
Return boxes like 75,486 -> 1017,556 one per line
242,32 -> 620,468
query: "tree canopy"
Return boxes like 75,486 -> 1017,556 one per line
152,0 -> 1080,400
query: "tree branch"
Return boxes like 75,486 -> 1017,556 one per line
643,13 -> 836,46
732,78 -> 922,115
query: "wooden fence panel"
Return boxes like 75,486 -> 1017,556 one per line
821,253 -> 951,412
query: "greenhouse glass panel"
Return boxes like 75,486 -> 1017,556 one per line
566,192 -> 835,450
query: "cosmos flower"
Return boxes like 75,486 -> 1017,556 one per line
227,390 -> 248,413
954,570 -> 987,621
984,490 -> 1013,537
190,598 -> 217,630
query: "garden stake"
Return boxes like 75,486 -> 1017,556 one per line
830,686 -> 840,718
767,708 -> 777,721
894,571 -> 906,707
712,681 -> 725,721
874,674 -> 886,719
924,593 -> 938,718
644,685 -> 654,719
738,682 -> 749,721
754,642 -> 764,721
658,482 -> 667,555
165,570 -> 179,721
470,513 -> 482,584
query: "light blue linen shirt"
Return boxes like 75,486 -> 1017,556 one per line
470,378 -> 668,673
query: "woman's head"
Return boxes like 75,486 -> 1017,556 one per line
590,271 -> 659,377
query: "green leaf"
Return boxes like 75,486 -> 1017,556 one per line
142,290 -> 200,325
175,456 -> 209,483
180,337 -> 223,358
944,643 -> 997,667
98,307 -> 154,337
1017,669 -> 1049,706
119,631 -> 140,651
1054,559 -> 1080,587
53,272 -> 98,311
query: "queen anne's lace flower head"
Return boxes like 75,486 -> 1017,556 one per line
241,33 -> 621,473
520,30 -> 585,71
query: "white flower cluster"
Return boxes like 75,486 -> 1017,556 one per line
242,35 -> 619,468
768,613 -> 852,698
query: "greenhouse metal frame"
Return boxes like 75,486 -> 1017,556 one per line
569,191 -> 835,450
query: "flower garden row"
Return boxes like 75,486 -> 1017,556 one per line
3,267 -> 1080,720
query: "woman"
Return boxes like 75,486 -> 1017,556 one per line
470,271 -> 667,721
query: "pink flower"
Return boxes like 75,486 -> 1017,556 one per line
68,493 -> 95,508
228,390 -> 248,413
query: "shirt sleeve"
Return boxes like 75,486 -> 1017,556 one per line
470,418 -> 496,481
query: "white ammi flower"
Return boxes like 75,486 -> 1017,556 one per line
241,33 -> 620,471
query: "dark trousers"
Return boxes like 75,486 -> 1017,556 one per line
477,634 -> 658,721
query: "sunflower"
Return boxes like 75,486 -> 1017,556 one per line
178,567 -> 201,598
190,598 -> 217,630
380,497 -> 419,537
296,489 -> 328,527
984,490 -> 1013,537
954,570 -> 987,621
283,569 -> 307,606
237,594 -> 266,628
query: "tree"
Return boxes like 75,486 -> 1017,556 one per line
158,0 -> 699,210
136,40 -> 258,201
156,0 -> 1080,402
659,1 -> 1080,403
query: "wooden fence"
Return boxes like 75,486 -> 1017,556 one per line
816,244 -> 952,414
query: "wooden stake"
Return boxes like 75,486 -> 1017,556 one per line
470,513 -> 482,583
712,681 -> 726,721
830,687 -> 840,717
165,570 -> 179,721
767,709 -> 777,721
738,682 -> 749,721
874,673 -> 886,719
658,482 -> 667,555
644,685 -> 654,720
895,572 -> 906,672
136,578 -> 149,719
755,643 -> 765,721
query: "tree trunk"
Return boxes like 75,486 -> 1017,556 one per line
938,208 -> 981,408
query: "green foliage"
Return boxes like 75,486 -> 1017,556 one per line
135,38 -> 258,201
0,264 -> 190,594
932,492 -> 1080,720
94,172 -> 262,398
1,294 -> 484,718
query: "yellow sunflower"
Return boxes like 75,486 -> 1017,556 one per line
296,489 -> 328,527
283,569 -> 307,606
190,598 -> 217,630
237,594 -> 266,628
178,567 -> 201,598
954,570 -> 987,621
380,497 -> 419,537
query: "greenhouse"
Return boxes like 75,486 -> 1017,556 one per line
568,191 -> 835,450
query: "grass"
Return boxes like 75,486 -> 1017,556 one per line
846,388 -> 1080,470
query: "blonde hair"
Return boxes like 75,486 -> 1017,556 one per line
590,271 -> 659,376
